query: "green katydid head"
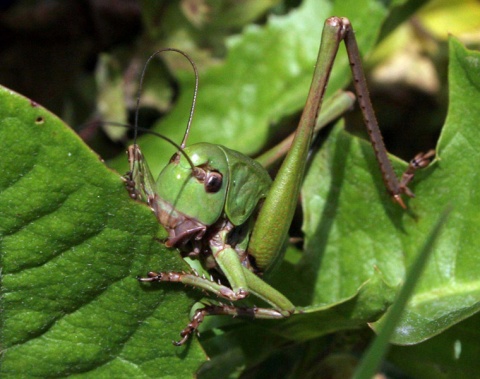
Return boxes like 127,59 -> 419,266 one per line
130,48 -> 271,248
127,48 -> 215,246
130,48 -> 230,247
155,142 -> 271,248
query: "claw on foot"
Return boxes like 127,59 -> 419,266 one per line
173,307 -> 209,346
393,149 -> 435,208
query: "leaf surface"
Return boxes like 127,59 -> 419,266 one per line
0,87 -> 206,377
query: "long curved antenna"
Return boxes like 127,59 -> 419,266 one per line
133,48 -> 199,149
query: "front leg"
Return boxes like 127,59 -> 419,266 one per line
138,271 -> 248,302
139,222 -> 251,301
139,266 -> 296,346
138,264 -> 295,345
139,221 -> 295,345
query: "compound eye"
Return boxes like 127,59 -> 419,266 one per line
204,171 -> 223,193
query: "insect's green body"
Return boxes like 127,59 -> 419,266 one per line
128,140 -> 294,328
154,142 -> 286,278
127,17 -> 432,345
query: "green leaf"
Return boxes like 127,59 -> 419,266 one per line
300,37 -> 480,344
354,210 -> 450,379
0,87 -> 206,377
388,312 -> 480,378
269,269 -> 397,341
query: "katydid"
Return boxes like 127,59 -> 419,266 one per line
124,17 -> 433,346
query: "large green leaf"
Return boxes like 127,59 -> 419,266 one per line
382,36 -> 480,343
354,210 -> 450,379
0,87 -> 206,377
300,37 -> 480,344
